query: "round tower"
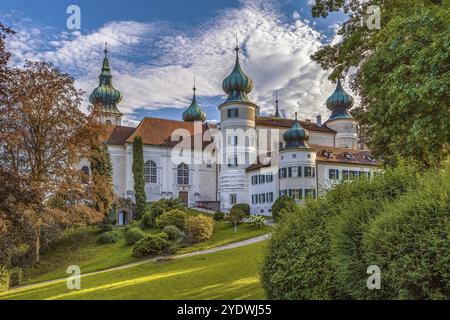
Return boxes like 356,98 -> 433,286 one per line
218,43 -> 258,212
324,79 -> 358,149
89,43 -> 123,126
279,113 -> 317,202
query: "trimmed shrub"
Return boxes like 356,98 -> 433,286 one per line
261,163 -> 420,300
157,209 -> 187,230
362,167 -> 450,300
185,215 -> 215,243
157,232 -> 169,240
8,268 -> 23,288
132,234 -> 171,258
213,211 -> 225,221
141,210 -> 156,229
0,266 -> 9,292
231,203 -> 250,216
271,195 -> 297,222
124,228 -> 145,245
98,231 -> 120,244
162,225 -> 184,243
247,215 -> 266,228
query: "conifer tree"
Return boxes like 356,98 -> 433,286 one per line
132,136 -> 147,218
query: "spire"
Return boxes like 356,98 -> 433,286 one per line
222,37 -> 254,103
282,111 -> 310,149
274,90 -> 281,117
183,76 -> 206,122
326,78 -> 354,121
89,43 -> 123,113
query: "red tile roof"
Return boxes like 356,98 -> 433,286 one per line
104,125 -> 136,145
256,116 -> 336,133
311,145 -> 378,166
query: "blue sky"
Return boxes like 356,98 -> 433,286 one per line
0,0 -> 348,126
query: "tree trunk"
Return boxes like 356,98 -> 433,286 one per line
34,218 -> 41,263
234,222 -> 237,234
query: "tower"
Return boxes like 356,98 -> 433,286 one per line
89,43 -> 123,126
274,90 -> 281,118
324,79 -> 358,149
182,79 -> 206,122
218,41 -> 258,212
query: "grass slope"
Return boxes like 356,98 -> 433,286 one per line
1,241 -> 267,300
22,214 -> 270,284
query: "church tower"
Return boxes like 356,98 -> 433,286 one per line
324,79 -> 358,149
89,43 -> 123,126
218,41 -> 258,212
182,80 -> 206,122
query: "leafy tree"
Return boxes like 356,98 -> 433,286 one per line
90,143 -> 114,219
228,207 -> 246,234
0,61 -> 103,263
132,136 -> 147,218
271,195 -> 297,222
310,0 -> 449,167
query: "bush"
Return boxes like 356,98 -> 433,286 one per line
261,163 -> 420,299
0,266 -> 9,292
162,225 -> 184,243
124,228 -> 145,245
231,203 -> 250,216
271,195 -> 297,222
157,232 -> 169,240
102,224 -> 114,232
157,209 -> 187,230
247,215 -> 266,228
132,234 -> 171,258
213,211 -> 225,221
362,167 -> 450,299
98,231 -> 120,244
185,215 -> 215,243
141,210 -> 156,229
8,268 -> 23,288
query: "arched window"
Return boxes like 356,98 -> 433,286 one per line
177,163 -> 189,185
144,160 -> 157,183
105,120 -> 112,126
81,166 -> 90,176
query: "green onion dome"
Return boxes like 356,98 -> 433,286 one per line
89,45 -> 123,114
183,86 -> 206,122
326,79 -> 354,121
283,113 -> 310,148
222,46 -> 254,103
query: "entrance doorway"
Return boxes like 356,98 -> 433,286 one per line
118,211 -> 128,226
179,192 -> 188,206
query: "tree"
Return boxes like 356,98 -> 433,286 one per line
132,136 -> 147,218
271,195 -> 297,222
90,143 -> 114,222
310,0 -> 449,168
0,61 -> 104,262
228,207 -> 246,234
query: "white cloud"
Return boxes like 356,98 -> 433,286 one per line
4,0 -> 351,127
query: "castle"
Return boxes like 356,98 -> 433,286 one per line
85,44 -> 378,224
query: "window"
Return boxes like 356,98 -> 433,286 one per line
105,120 -> 112,126
230,194 -> 237,205
342,170 -> 349,180
227,108 -> 239,118
305,189 -> 317,199
280,167 -> 287,179
266,173 -> 273,182
227,156 -> 238,167
259,193 -> 266,203
350,171 -> 359,179
291,189 -> 300,200
252,194 -> 258,204
292,154 -> 297,159
251,175 -> 258,185
298,189 -> 303,200
81,166 -> 90,177
144,160 -> 157,183
297,166 -> 302,177
228,136 -> 238,146
259,174 -> 266,184
304,166 -> 315,178
267,192 -> 274,202
177,163 -> 189,185
329,169 -> 339,180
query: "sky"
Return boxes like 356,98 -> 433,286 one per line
0,0 -> 350,127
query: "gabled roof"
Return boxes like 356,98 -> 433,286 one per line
104,125 -> 136,145
256,116 -> 335,133
125,117 -> 217,148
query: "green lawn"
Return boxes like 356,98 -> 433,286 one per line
21,212 -> 271,285
0,241 -> 268,300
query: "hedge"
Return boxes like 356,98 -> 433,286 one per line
157,209 -> 187,230
132,234 -> 171,258
185,215 -> 215,243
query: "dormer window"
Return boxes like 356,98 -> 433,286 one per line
227,108 -> 239,118
344,153 -> 355,161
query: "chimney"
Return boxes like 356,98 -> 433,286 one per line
316,115 -> 322,126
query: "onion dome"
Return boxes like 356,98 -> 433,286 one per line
283,112 -> 310,148
326,79 -> 354,121
89,43 -> 123,115
183,83 -> 206,122
222,44 -> 254,103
